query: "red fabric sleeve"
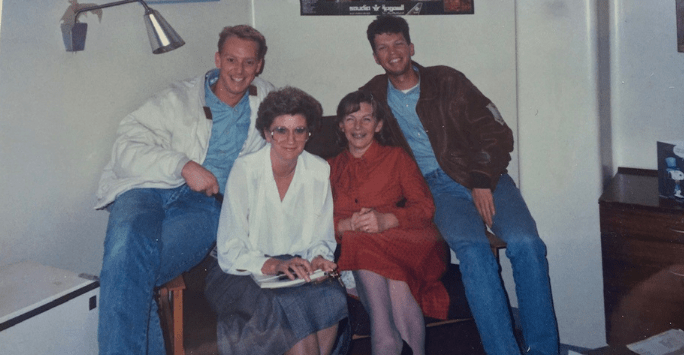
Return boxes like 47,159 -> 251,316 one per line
386,150 -> 435,229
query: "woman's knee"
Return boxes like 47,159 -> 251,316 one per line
387,280 -> 413,302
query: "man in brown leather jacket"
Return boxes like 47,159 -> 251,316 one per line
359,15 -> 559,355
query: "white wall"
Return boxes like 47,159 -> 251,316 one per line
514,1 -> 684,347
0,0 -> 252,273
517,0 -> 604,348
0,0 -> 4,45
610,0 -> 684,170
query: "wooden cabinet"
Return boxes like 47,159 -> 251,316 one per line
599,168 -> 684,345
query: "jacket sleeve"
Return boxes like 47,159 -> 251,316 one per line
385,150 -> 435,229
109,92 -> 196,183
458,76 -> 514,189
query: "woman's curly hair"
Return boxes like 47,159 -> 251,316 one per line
256,87 -> 323,139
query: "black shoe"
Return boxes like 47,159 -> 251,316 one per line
401,340 -> 413,355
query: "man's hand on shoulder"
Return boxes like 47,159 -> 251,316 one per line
181,161 -> 219,196
472,188 -> 495,228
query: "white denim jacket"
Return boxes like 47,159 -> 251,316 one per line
95,72 -> 274,209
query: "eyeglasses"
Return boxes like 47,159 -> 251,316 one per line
270,126 -> 310,143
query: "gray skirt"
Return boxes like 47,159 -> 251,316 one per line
204,258 -> 349,355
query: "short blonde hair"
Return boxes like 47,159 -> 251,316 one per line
218,25 -> 267,60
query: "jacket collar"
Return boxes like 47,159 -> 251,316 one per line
365,61 -> 430,99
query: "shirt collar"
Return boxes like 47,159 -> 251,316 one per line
344,139 -> 382,161
204,69 -> 249,111
388,65 -> 420,94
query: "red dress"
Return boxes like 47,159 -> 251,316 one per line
328,141 -> 450,320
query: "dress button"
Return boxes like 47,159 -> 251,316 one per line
354,199 -> 358,203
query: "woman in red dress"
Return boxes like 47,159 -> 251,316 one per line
328,91 -> 449,355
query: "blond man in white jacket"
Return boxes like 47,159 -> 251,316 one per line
95,25 -> 274,355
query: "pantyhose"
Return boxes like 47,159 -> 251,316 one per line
352,270 -> 425,355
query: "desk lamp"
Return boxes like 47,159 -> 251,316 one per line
61,0 -> 185,54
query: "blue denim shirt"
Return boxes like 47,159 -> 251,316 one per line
202,69 -> 251,194
387,78 -> 440,176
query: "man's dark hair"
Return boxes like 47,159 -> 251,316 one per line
218,25 -> 268,61
256,87 -> 323,139
366,15 -> 411,53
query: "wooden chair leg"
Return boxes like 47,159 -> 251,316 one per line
158,275 -> 186,355
171,285 -> 184,355
486,230 -> 507,259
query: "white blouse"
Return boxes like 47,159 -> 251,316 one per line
216,144 -> 336,275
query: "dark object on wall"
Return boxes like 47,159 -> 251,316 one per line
61,22 -> 88,52
678,0 -> 684,52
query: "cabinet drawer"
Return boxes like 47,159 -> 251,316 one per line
600,205 -> 684,243
601,232 -> 684,304
602,234 -> 684,271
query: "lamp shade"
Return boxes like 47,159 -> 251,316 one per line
143,9 -> 184,54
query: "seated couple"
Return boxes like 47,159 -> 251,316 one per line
203,87 -> 450,355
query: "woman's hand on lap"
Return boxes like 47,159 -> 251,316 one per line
263,257 -> 314,281
311,256 -> 337,273
352,208 -> 398,233
277,257 -> 314,282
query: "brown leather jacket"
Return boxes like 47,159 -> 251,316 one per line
360,62 -> 514,190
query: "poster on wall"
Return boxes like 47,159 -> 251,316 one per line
300,0 -> 474,16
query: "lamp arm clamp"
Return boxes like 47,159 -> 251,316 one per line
74,0 -> 150,23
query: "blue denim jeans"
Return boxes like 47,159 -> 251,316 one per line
425,170 -> 559,355
98,185 -> 220,355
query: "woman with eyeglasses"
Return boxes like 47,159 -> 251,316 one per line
328,91 -> 450,355
204,87 -> 348,355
